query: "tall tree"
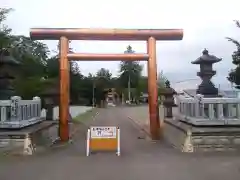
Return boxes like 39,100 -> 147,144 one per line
226,20 -> 240,88
96,68 -> 112,89
0,8 -> 13,50
2,8 -> 152,106
157,70 -> 168,88
0,8 -> 49,98
94,68 -> 112,104
119,45 -> 143,101
96,68 -> 112,80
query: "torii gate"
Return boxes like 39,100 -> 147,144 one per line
30,28 -> 183,141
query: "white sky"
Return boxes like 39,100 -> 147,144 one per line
1,0 -> 240,87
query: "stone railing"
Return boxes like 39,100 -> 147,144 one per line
0,96 -> 44,129
176,95 -> 240,125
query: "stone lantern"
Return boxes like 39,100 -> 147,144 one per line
0,49 -> 20,100
191,49 -> 222,97
40,80 -> 59,120
40,79 -> 72,121
160,80 -> 177,118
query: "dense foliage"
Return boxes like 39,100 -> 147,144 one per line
227,20 -> 240,88
0,8 -> 168,106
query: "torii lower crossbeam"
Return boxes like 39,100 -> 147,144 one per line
30,28 -> 183,141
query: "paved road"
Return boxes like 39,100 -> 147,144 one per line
1,107 -> 240,180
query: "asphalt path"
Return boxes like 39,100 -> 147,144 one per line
1,107 -> 240,180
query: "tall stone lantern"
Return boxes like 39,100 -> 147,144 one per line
40,79 -> 60,120
191,49 -> 222,97
0,49 -> 20,100
40,79 -> 72,121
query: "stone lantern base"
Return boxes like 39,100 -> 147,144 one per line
164,118 -> 240,153
196,80 -> 219,97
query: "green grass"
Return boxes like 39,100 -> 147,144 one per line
72,108 -> 99,123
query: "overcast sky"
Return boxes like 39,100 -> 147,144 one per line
1,0 -> 240,88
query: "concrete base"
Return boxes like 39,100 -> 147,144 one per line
163,118 -> 240,152
0,117 -> 46,129
177,114 -> 240,126
0,121 -> 57,155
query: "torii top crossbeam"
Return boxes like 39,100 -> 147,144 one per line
30,28 -> 183,41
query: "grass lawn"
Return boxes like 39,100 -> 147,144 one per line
72,108 -> 99,123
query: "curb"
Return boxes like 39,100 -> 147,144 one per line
127,116 -> 164,142
127,116 -> 151,138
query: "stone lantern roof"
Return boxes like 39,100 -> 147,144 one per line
41,86 -> 59,96
191,49 -> 222,64
160,80 -> 177,96
40,79 -> 59,96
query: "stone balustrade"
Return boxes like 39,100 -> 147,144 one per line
0,96 -> 43,128
176,95 -> 240,125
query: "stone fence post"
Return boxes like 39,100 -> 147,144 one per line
10,96 -> 21,122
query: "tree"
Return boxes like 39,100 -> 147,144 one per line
119,45 -> 143,102
10,35 -> 49,64
96,68 -> 112,80
138,76 -> 148,93
0,8 -> 49,98
94,68 -> 112,104
0,8 -> 13,50
95,68 -> 112,89
157,70 -> 168,88
11,36 -> 50,98
1,7 -> 154,106
226,20 -> 240,88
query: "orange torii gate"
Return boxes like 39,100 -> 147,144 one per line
30,28 -> 183,141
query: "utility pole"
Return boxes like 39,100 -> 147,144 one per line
124,45 -> 135,104
92,81 -> 95,107
128,74 -> 131,103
